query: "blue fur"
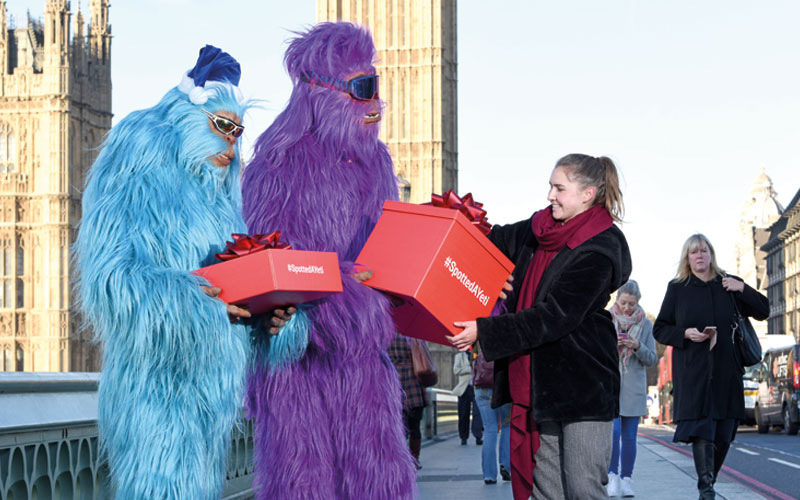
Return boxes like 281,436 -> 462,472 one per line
75,85 -> 252,499
251,307 -> 311,370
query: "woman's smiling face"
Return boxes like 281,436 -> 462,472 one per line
547,166 -> 594,222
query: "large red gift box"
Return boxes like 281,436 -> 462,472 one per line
193,234 -> 342,315
356,199 -> 514,346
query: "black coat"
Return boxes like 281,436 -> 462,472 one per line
653,275 -> 769,421
476,216 -> 632,422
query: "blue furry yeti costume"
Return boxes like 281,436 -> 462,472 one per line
75,46 -> 251,499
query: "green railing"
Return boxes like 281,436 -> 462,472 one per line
0,373 -> 253,500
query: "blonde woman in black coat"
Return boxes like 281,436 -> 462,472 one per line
654,233 -> 768,500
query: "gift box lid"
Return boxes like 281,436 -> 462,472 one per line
374,200 -> 513,284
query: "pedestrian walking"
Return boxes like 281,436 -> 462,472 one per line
473,349 -> 512,484
453,351 -> 483,446
388,332 -> 429,470
606,280 -> 658,498
449,153 -> 631,500
653,233 -> 768,500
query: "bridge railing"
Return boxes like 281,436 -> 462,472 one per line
0,372 -> 253,500
1,374 -> 459,499
424,387 -> 458,440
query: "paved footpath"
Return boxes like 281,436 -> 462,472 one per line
416,425 -> 767,499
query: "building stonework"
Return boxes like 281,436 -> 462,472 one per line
0,0 -> 111,372
734,168 -> 783,336
762,187 -> 800,342
316,0 -> 458,203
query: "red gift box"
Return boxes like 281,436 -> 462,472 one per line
193,233 -> 342,315
356,199 -> 514,346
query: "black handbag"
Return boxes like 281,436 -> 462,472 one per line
730,293 -> 762,368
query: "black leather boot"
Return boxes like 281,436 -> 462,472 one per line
692,439 -> 716,499
712,441 -> 730,486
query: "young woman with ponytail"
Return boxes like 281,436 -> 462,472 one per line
450,154 -> 632,500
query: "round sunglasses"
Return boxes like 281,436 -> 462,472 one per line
202,109 -> 244,138
300,72 -> 379,101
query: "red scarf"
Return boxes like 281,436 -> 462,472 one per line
508,204 -> 612,500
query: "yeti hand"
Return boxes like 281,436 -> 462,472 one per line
268,307 -> 297,335
201,285 -> 252,322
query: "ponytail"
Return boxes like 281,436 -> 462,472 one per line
555,153 -> 625,223
597,156 -> 624,222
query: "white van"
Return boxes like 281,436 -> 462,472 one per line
744,335 -> 795,425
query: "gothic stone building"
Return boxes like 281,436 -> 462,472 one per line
733,168 -> 783,336
0,0 -> 111,372
763,186 -> 800,342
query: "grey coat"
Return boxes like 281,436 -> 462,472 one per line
452,352 -> 472,397
619,319 -> 658,416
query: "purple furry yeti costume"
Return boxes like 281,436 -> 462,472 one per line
242,22 -> 417,499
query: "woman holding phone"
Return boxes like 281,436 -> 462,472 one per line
653,234 -> 768,500
606,280 -> 657,497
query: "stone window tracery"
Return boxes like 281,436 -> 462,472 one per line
2,346 -> 11,371
0,124 -> 17,174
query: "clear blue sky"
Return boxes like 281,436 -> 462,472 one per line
11,1 -> 800,314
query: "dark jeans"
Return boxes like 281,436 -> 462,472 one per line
404,406 -> 424,441
457,385 -> 483,441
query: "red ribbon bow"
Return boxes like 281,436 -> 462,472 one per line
426,190 -> 492,235
214,232 -> 292,261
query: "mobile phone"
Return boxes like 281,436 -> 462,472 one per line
618,332 -> 629,340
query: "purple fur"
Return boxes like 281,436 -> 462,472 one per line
242,22 -> 416,499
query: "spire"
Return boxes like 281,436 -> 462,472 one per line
89,0 -> 110,65
740,167 -> 784,228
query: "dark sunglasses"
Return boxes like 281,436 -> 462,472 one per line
202,109 -> 244,138
300,72 -> 379,101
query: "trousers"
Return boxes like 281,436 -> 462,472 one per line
532,420 -> 612,500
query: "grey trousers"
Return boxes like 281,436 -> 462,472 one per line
532,420 -> 612,500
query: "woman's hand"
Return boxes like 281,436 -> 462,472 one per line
268,307 -> 297,335
201,285 -> 252,322
499,274 -> 514,300
350,268 -> 373,283
448,321 -> 478,351
618,337 -> 640,351
684,327 -> 712,343
722,277 -> 744,293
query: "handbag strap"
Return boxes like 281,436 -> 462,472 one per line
728,291 -> 743,342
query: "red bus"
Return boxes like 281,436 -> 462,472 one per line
657,346 -> 673,424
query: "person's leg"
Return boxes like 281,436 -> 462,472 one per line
692,439 -> 715,500
532,421 -> 567,500
560,420 -> 612,500
457,389 -> 471,443
712,442 -> 730,485
711,419 -> 735,485
498,403 -> 511,477
474,388 -> 498,481
609,417 -> 621,475
607,417 -> 622,496
619,416 -> 639,478
471,387 -> 483,443
407,406 -> 424,469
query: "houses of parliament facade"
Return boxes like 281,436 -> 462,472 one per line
1,0 -> 459,374
0,0 -> 111,372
